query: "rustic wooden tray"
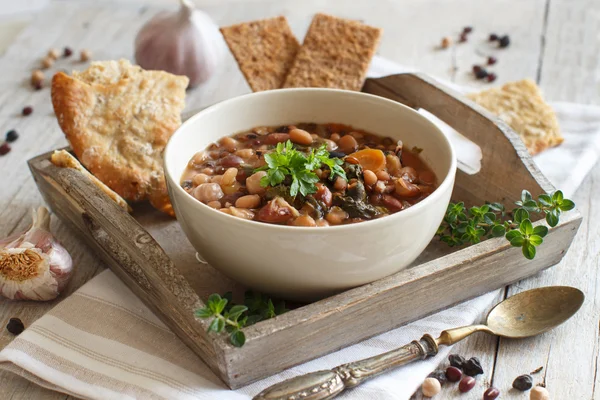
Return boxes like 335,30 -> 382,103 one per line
28,73 -> 582,389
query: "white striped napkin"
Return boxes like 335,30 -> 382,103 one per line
1,57 -> 599,400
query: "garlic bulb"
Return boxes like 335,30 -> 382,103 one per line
134,0 -> 224,87
0,207 -> 73,301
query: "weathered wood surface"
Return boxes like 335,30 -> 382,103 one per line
27,81 -> 582,386
0,0 -> 598,398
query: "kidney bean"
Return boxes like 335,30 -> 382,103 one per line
382,195 -> 403,211
263,133 -> 290,145
314,183 -> 332,207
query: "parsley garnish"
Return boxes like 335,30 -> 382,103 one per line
256,140 -> 347,197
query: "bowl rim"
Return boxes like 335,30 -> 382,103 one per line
164,87 -> 457,231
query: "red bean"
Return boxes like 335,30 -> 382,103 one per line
382,195 -> 403,211
459,376 -> 476,393
483,387 -> 500,400
263,133 -> 290,145
220,154 -> 243,168
314,183 -> 332,207
257,198 -> 298,223
445,366 -> 462,382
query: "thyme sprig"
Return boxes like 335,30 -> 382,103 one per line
437,190 -> 575,259
194,291 -> 288,347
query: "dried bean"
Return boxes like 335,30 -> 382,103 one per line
421,377 -> 441,397
458,376 -> 476,393
445,366 -> 462,382
448,354 -> 466,369
6,318 -> 24,335
463,357 -> 484,376
513,374 -> 533,391
484,387 -> 500,400
427,370 -> 447,385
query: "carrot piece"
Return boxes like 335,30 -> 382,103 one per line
348,149 -> 386,172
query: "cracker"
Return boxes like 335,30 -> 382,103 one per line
51,150 -> 132,213
468,79 -> 564,155
51,59 -> 188,215
221,16 -> 299,92
283,13 -> 382,91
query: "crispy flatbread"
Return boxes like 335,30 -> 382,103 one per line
283,13 -> 382,91
221,16 -> 299,92
51,59 -> 188,215
468,79 -> 563,155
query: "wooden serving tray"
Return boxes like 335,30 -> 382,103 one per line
28,73 -> 582,389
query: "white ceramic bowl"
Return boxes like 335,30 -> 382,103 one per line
165,89 -> 456,301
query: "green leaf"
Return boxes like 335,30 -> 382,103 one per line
532,225 -> 549,238
521,190 -> 533,203
194,308 -> 213,318
491,224 -> 506,237
215,298 -> 228,314
227,305 -> 248,321
487,202 -> 505,212
529,234 -> 543,246
208,293 -> 221,304
208,317 -> 221,333
506,230 -> 523,244
522,243 -> 536,259
546,209 -> 559,227
538,194 -> 552,207
245,314 -> 263,326
216,317 -> 225,332
552,190 -> 564,204
522,200 -> 539,212
559,199 -> 575,211
513,208 -> 529,223
230,330 -> 246,347
510,235 -> 525,247
267,299 -> 276,318
519,219 -> 534,235
483,212 -> 496,225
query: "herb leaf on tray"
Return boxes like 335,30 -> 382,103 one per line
256,140 -> 346,197
195,291 -> 288,347
437,190 -> 575,259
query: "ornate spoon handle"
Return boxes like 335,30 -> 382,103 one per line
253,334 -> 439,400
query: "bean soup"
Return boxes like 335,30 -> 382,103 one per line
181,123 -> 437,226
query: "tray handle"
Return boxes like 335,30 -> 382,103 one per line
363,73 -> 554,207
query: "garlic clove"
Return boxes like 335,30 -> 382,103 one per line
0,207 -> 73,301
134,0 -> 224,87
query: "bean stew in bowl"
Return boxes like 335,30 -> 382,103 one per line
164,88 -> 455,300
181,124 -> 438,227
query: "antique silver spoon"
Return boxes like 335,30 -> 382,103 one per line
254,286 -> 584,400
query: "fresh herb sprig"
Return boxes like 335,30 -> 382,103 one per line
256,140 -> 346,197
437,190 -> 575,259
194,291 -> 288,347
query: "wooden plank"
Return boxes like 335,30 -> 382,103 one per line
363,73 -> 554,206
0,0 -> 587,398
410,290 -> 504,400
489,135 -> 600,398
538,0 -> 600,103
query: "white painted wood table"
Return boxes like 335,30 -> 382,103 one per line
0,0 -> 598,399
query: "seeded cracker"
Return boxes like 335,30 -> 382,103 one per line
468,79 -> 563,155
283,13 -> 382,91
221,17 -> 299,92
